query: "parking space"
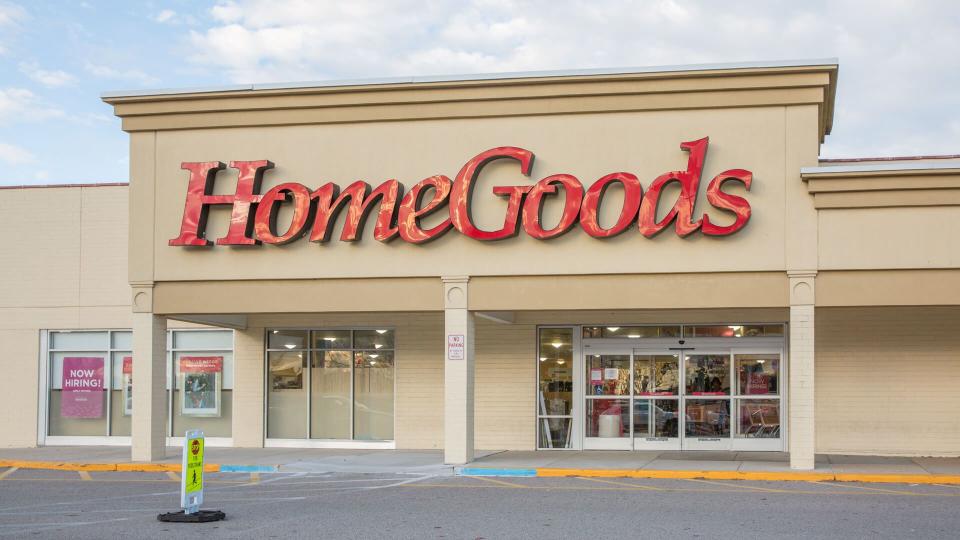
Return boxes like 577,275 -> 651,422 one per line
2,467 -> 959,538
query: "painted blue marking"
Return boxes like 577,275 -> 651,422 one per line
219,464 -> 278,473
458,468 -> 537,477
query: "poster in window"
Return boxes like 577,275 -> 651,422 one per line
179,356 -> 222,417
122,356 -> 133,416
61,357 -> 105,418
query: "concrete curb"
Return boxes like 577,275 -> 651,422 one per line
0,460 -> 279,474
457,467 -> 960,485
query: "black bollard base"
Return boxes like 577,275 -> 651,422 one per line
158,510 -> 226,523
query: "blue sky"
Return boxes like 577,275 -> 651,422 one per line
1,0 -> 958,185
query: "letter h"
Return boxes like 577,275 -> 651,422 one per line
169,160 -> 274,246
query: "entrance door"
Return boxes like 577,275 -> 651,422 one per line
581,340 -> 784,452
584,352 -> 632,449
682,352 -> 733,450
632,352 -> 681,450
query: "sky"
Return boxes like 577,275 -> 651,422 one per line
0,0 -> 958,185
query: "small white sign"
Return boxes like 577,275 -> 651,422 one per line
604,368 -> 619,380
447,334 -> 465,360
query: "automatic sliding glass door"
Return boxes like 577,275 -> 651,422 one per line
584,353 -> 632,450
633,353 -> 681,450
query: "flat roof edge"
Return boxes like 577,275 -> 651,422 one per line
801,162 -> 960,175
101,58 -> 839,100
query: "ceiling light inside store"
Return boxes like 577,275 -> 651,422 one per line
272,330 -> 278,334
370,354 -> 379,359
557,360 -> 566,365
607,327 -> 620,332
539,357 -> 547,362
627,334 -> 640,338
284,344 -> 296,349
376,329 -> 388,334
374,344 -> 383,349
551,341 -> 563,349
323,337 -> 337,342
758,359 -> 765,364
370,361 -> 377,365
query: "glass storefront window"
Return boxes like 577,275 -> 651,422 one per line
267,350 -> 307,439
46,329 -> 231,440
685,354 -> 730,395
685,399 -> 730,437
736,354 -> 779,395
311,350 -> 351,439
634,354 -> 679,396
586,398 -> 629,438
583,326 -> 680,339
587,354 -> 630,396
171,329 -> 234,438
267,328 -> 396,441
538,328 -> 574,449
684,325 -> 784,338
539,328 -> 573,415
736,399 -> 781,438
312,330 -> 351,349
354,351 -> 395,441
354,329 -> 394,350
633,399 -> 681,438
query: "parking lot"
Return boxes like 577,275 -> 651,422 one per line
1,467 -> 959,539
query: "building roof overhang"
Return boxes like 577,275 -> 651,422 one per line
101,58 -> 838,141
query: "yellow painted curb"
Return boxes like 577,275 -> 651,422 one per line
535,468 -> 960,485
0,460 -> 221,473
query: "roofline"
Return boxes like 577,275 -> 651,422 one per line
801,162 -> 960,175
100,58 -> 839,99
0,182 -> 128,190
820,154 -> 960,163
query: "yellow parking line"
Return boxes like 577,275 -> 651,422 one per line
0,467 -> 18,480
577,477 -> 664,491
78,471 -> 92,481
684,478 -> 793,493
469,476 -> 529,488
250,472 -> 260,484
813,481 -> 919,496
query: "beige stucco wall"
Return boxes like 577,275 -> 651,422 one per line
0,185 -> 131,447
816,306 -> 960,456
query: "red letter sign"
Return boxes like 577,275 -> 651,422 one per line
450,147 -> 535,241
638,138 -> 707,238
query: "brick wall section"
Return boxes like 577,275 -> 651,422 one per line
816,306 -> 960,456
789,304 -> 815,467
474,318 -> 537,451
232,326 -> 266,447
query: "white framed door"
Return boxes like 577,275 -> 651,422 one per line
583,349 -> 632,450
632,351 -> 681,451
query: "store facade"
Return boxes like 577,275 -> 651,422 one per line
2,59 -> 959,470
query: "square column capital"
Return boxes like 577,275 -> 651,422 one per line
787,270 -> 817,306
442,276 -> 470,310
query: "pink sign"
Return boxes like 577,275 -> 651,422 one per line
179,356 -> 223,373
61,357 -> 104,418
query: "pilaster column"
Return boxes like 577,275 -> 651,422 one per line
232,327 -> 266,447
788,271 -> 817,470
131,285 -> 167,461
442,276 -> 474,464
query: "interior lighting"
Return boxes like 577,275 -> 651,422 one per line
627,334 -> 641,338
323,337 -> 337,342
606,327 -> 620,332
557,359 -> 566,365
376,329 -> 388,334
370,354 -> 379,359
551,341 -> 563,349
539,357 -> 547,362
374,344 -> 383,349
283,344 -> 296,349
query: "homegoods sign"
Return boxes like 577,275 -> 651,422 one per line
169,137 -> 751,247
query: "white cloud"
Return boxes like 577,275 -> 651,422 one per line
154,9 -> 176,23
0,87 -> 65,124
19,62 -> 75,87
182,0 -> 960,158
0,142 -> 35,165
0,2 -> 26,27
84,62 -> 160,86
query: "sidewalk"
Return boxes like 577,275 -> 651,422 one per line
2,447 -> 959,484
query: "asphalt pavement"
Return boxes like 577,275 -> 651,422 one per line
1,467 -> 958,539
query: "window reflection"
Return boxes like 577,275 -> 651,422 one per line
587,355 -> 630,396
736,355 -> 779,395
538,328 -> 573,448
685,399 -> 730,437
685,355 -> 730,395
